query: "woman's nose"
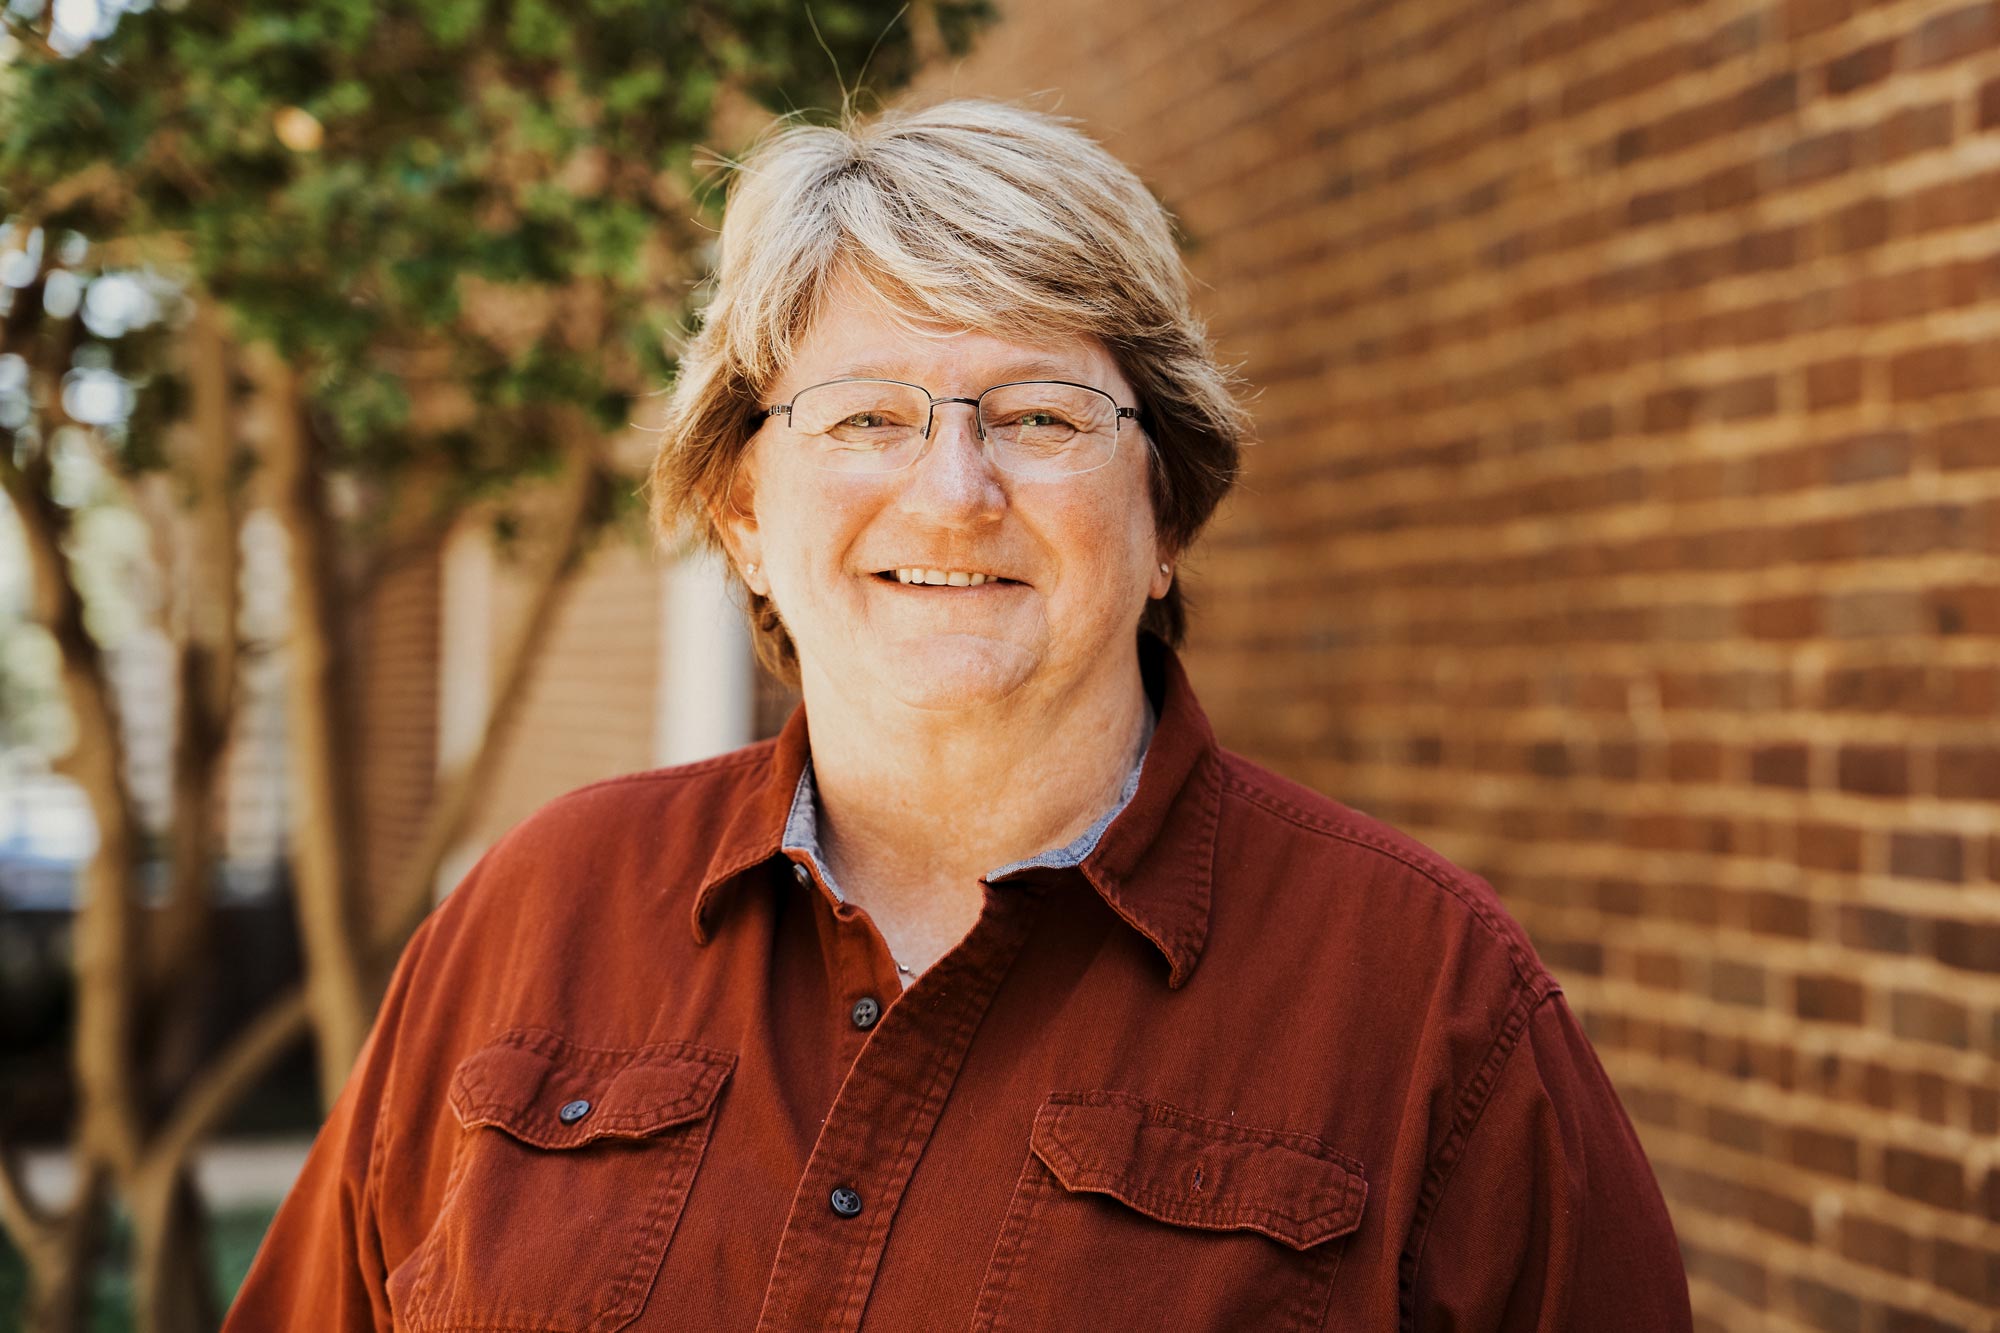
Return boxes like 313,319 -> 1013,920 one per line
895,402 -> 1005,523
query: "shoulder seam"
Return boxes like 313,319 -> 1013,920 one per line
1218,767 -> 1547,989
1395,985 -> 1561,1333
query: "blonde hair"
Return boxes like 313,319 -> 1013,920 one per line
646,97 -> 1249,683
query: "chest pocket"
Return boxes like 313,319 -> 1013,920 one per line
387,1029 -> 734,1333
971,1091 -> 1367,1333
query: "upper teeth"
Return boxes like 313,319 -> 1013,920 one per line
895,568 -> 999,586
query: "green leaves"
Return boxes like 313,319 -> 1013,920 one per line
2,0 -> 990,533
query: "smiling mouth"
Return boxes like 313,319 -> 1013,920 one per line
873,568 -> 1022,587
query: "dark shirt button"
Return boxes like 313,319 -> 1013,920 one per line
558,1099 -> 592,1124
850,996 -> 881,1030
829,1185 -> 863,1218
792,862 -> 812,886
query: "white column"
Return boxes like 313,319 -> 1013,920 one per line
434,520 -> 493,901
653,548 -> 755,766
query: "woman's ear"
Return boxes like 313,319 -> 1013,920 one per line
712,465 -> 768,597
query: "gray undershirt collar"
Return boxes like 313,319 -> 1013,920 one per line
782,697 -> 1157,902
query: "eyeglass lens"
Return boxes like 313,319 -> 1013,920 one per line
784,380 -> 1120,475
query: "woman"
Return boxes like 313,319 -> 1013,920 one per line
228,99 -> 1691,1331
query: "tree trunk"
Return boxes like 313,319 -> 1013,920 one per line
129,1161 -> 218,1333
249,349 -> 373,1103
148,299 -> 241,1107
0,460 -> 146,1191
11,1159 -> 109,1333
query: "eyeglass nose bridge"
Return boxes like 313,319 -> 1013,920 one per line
922,395 -> 986,443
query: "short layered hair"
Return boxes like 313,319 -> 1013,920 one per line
646,97 -> 1250,683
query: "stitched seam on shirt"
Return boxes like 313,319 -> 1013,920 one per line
365,910 -> 444,1305
1393,985 -> 1556,1333
1218,771 -> 1546,990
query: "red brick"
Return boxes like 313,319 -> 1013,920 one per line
1710,373 -> 1780,419
1931,1238 -> 2000,1306
1708,958 -> 1767,1006
1796,972 -> 1866,1023
1929,416 -> 2000,470
1840,905 -> 1917,954
1751,744 -> 1810,787
1883,1146 -> 1965,1209
1825,197 -> 1889,254
1825,589 -> 1925,638
1744,594 -> 1819,639
1684,1239 -> 1769,1306
1785,0 -> 1852,40
1780,129 -> 1855,184
1666,740 -> 1722,781
1839,1214 -> 1914,1273
1788,1125 -> 1861,1178
1821,430 -> 1911,484
1890,342 -> 1975,400
1789,1276 -> 1862,1333
1926,583 -> 2000,635
1890,990 -> 1971,1048
1825,39 -> 1895,93
1742,889 -> 1813,939
1937,744 -> 2000,798
1884,1309 -> 1963,1333
1836,745 -> 1909,795
1907,2 -> 2000,67
1866,102 -> 1956,165
1888,830 -> 1964,882
1797,820 -> 1862,871
1936,922 -> 2000,974
1804,354 -> 1866,407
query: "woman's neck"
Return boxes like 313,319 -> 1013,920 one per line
799,647 -> 1152,938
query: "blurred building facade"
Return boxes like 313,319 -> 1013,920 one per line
326,1 -> 2000,1330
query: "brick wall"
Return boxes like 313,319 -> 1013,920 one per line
353,541 -> 441,924
914,0 -> 2000,1327
469,519 -> 664,854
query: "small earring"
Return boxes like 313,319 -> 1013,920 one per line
1159,563 -> 1171,574
745,563 -> 760,577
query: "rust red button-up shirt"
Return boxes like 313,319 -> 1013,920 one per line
226,637 -> 1691,1332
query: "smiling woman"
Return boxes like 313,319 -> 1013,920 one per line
226,99 -> 1692,1332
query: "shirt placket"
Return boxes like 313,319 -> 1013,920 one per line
754,865 -> 1045,1332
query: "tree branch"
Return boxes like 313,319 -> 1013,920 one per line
145,988 -> 310,1190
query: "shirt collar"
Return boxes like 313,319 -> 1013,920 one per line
691,634 -> 1221,987
780,697 -> 1154,902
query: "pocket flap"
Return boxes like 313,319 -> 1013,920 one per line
1029,1091 -> 1366,1251
447,1028 -> 734,1149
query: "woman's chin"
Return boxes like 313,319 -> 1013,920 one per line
861,634 -> 1042,712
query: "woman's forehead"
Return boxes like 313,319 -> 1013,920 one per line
781,277 -> 1121,391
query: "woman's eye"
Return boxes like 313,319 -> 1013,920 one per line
838,413 -> 892,429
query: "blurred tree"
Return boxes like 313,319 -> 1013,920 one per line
0,0 -> 990,1327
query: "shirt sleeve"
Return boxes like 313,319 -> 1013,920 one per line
222,911 -> 442,1332
1403,988 -> 1692,1333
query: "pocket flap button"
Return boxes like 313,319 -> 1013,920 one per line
558,1098 -> 592,1125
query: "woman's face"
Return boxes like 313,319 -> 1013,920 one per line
720,275 -> 1171,715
